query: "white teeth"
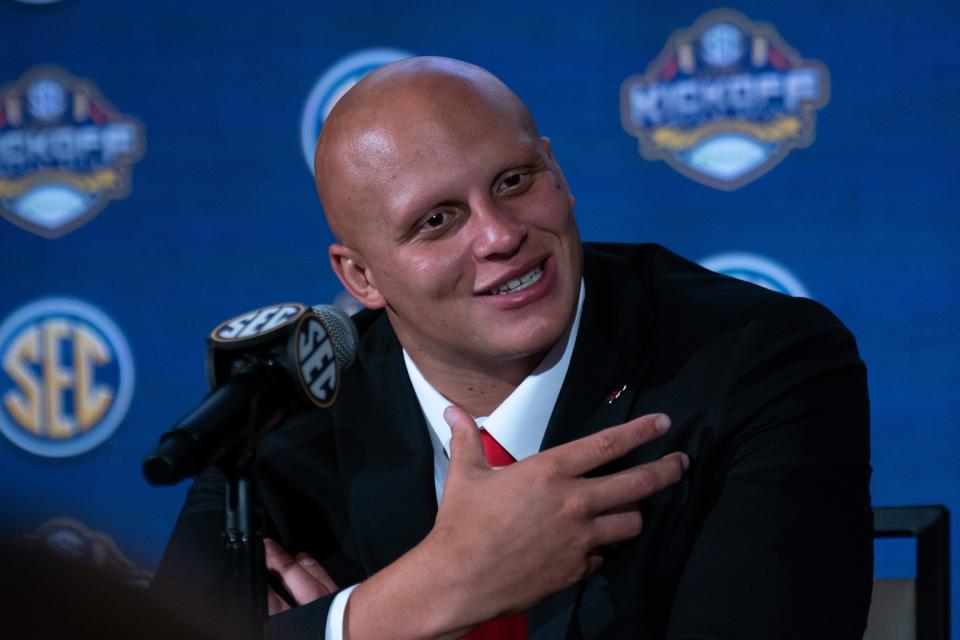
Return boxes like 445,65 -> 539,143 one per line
489,264 -> 543,295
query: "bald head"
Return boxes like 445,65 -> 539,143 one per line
313,57 -> 541,244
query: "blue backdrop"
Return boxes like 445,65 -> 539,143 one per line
2,0 -> 957,632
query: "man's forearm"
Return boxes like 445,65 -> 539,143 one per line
343,533 -> 477,640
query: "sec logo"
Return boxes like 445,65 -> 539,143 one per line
300,48 -> 413,173
211,303 -> 305,343
0,66 -> 146,238
700,252 -> 810,297
0,298 -> 135,457
621,9 -> 829,190
296,314 -> 338,408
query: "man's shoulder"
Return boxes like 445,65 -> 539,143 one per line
582,242 -> 852,345
585,241 -> 780,312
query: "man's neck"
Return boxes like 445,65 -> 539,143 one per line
402,350 -> 545,417
392,280 -> 586,417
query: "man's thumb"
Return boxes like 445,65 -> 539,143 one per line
444,405 -> 486,469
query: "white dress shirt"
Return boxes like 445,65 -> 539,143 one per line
323,284 -> 585,639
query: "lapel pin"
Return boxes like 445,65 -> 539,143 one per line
606,384 -> 627,404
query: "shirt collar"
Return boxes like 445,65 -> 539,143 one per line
403,281 -> 585,462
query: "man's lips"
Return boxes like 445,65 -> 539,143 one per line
475,257 -> 556,310
476,257 -> 549,296
486,263 -> 544,295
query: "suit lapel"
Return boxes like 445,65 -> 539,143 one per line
532,245 -> 656,639
333,314 -> 439,574
542,245 -> 654,451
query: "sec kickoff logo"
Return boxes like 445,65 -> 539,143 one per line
621,9 -> 829,191
0,66 -> 146,238
0,298 -> 135,457
700,252 -> 809,297
300,48 -> 412,173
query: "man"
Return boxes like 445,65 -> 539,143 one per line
155,57 -> 872,639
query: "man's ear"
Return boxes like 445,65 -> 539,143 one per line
329,243 -> 386,309
540,137 -> 576,210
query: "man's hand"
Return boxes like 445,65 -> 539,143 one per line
345,410 -> 688,640
433,408 -> 688,616
264,537 -> 339,615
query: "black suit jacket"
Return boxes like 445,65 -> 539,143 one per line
154,243 -> 873,639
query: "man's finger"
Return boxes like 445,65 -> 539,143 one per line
548,413 -> 672,477
267,586 -> 290,616
444,405 -> 488,471
580,452 -> 688,514
264,538 -> 333,605
294,551 -> 338,593
264,536 -> 294,568
590,509 -> 644,547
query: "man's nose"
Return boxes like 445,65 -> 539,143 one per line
471,198 -> 527,259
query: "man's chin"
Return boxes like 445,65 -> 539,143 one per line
489,317 -> 572,364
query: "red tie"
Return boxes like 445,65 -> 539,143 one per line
462,429 -> 528,639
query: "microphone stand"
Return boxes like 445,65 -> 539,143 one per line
150,370 -> 281,640
216,377 -> 289,640
223,473 -> 265,640
145,374 -> 290,639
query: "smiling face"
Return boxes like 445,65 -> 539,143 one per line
316,58 -> 582,380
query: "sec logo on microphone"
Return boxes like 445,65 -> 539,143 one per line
296,314 -> 339,408
0,297 -> 135,457
210,303 -> 305,343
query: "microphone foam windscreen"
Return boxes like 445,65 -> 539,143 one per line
312,304 -> 359,369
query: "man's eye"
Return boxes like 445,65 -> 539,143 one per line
423,212 -> 449,229
498,173 -> 528,193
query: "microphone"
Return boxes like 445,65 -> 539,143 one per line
143,303 -> 358,485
